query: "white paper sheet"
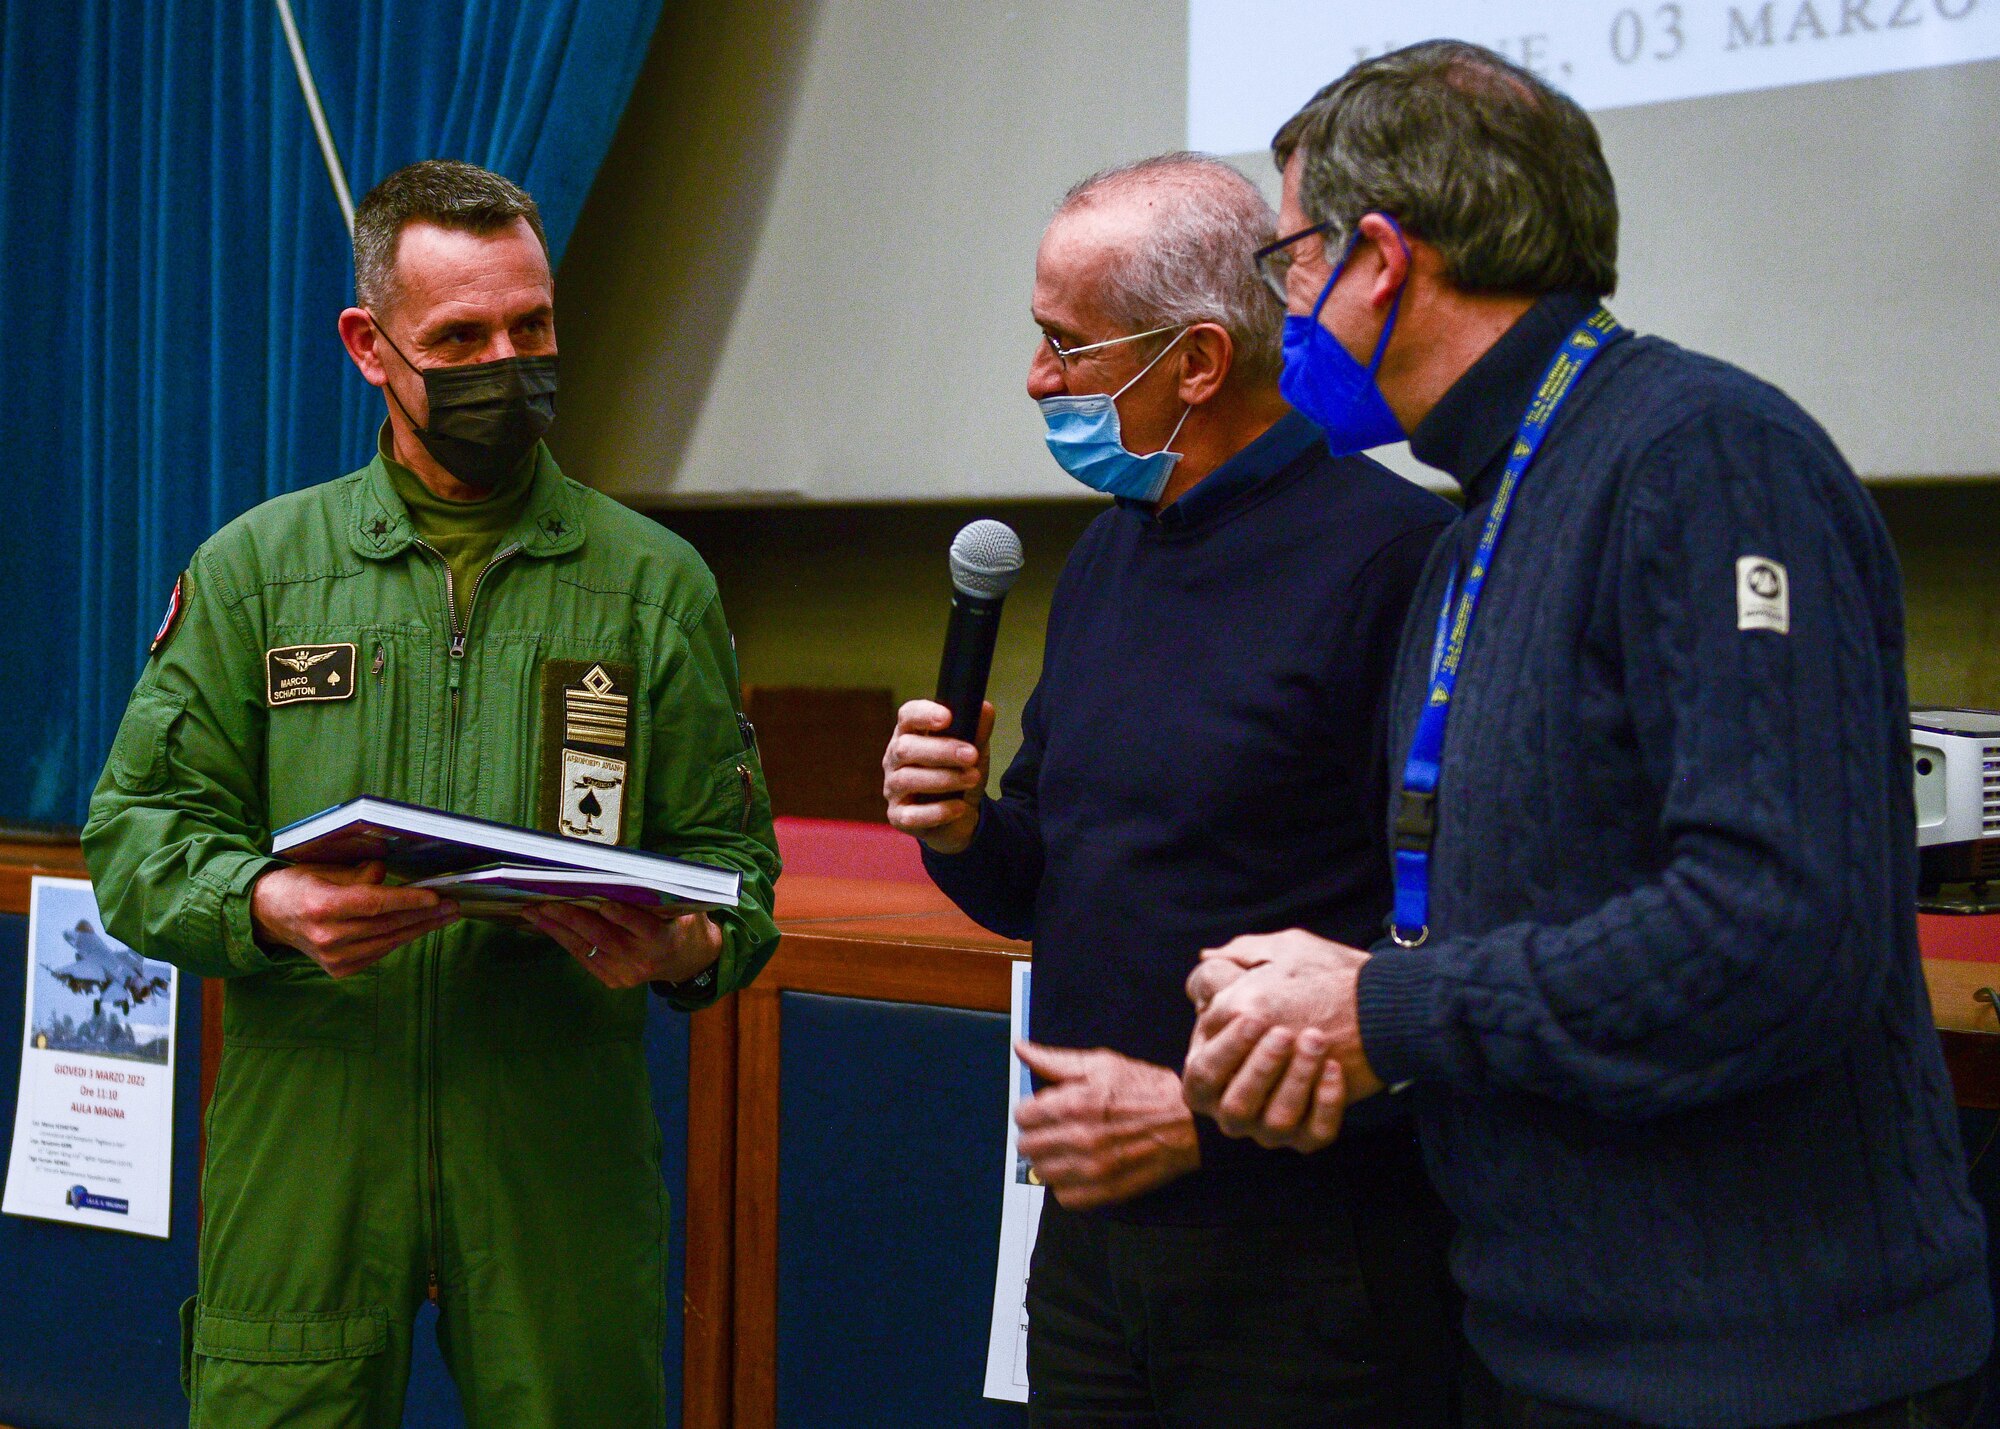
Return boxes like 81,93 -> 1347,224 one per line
982,960 -> 1045,1404
1190,1 -> 2000,155
3,876 -> 177,1238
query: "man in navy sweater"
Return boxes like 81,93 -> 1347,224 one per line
882,154 -> 1455,1424
1183,42 -> 1992,1428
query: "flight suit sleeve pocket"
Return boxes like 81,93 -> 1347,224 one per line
711,744 -> 767,835
188,1305 -> 390,1425
108,686 -> 188,794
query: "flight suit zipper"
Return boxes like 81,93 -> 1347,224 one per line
409,539 -> 523,1307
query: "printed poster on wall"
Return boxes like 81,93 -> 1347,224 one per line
983,960 -> 1044,1403
3,876 -> 177,1238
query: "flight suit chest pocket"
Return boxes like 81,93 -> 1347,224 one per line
109,687 -> 187,794
262,625 -> 414,828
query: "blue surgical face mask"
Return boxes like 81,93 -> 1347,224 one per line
1037,327 -> 1193,502
1279,218 -> 1409,455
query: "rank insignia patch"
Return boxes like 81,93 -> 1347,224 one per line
565,663 -> 630,749
150,574 -> 187,656
540,659 -> 637,843
266,643 -> 357,705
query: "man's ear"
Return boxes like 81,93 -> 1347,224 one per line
1353,213 -> 1412,314
337,307 -> 388,388
1175,322 -> 1235,407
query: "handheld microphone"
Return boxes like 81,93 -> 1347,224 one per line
934,520 -> 1025,745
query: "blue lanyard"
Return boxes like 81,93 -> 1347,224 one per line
1390,307 -> 1625,948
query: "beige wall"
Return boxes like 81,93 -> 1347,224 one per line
657,502 -> 1103,782
1875,484 -> 2000,711
655,487 -> 2000,803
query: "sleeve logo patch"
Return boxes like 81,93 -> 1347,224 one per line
149,574 -> 186,656
1736,556 -> 1789,635
266,643 -> 357,705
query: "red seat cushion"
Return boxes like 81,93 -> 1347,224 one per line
773,816 -> 931,884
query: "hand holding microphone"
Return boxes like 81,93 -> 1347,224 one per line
882,521 -> 1023,853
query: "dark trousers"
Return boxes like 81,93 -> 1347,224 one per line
1024,1136 -> 1460,1429
1463,1353 -> 1989,1429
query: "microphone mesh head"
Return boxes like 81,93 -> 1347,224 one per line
949,520 -> 1025,599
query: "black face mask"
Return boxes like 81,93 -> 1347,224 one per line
372,318 -> 558,490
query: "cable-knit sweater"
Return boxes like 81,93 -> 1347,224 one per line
928,412 -> 1451,1224
1355,291 -> 1991,1425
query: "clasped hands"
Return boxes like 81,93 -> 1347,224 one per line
251,861 -> 721,990
1181,929 -> 1383,1154
1013,930 -> 1382,1210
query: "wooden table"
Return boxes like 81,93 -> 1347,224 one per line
1922,911 -> 2000,1108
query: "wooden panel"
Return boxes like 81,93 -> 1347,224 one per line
731,984 -> 784,1429
763,933 -> 1022,1011
1943,1031 -> 2000,1111
0,838 -> 88,915
684,997 -> 739,1429
743,686 -> 896,824
717,883 -> 1027,1429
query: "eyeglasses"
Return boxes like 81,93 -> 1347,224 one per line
1252,221 -> 1338,303
1040,322 -> 1183,373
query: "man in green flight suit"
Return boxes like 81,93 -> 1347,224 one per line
81,159 -> 781,1428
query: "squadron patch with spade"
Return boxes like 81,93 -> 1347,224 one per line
557,748 -> 628,844
266,643 -> 357,705
539,659 -> 636,844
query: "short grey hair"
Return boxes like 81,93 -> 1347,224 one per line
1273,41 -> 1618,297
1054,152 -> 1284,388
352,159 -> 549,313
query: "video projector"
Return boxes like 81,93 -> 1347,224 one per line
1912,707 -> 2000,897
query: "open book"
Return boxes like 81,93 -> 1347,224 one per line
271,797 -> 739,919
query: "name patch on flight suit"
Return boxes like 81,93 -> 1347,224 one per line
539,660 -> 635,845
266,643 -> 357,705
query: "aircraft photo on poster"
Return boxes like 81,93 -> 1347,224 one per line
2,877 -> 177,1238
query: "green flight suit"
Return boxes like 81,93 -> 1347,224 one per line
81,444 -> 781,1428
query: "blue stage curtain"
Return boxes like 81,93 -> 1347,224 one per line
0,0 -> 664,826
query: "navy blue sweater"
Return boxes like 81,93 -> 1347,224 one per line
927,412 -> 1451,1223
1357,293 -> 1991,1423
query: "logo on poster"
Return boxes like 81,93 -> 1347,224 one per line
64,1185 -> 130,1215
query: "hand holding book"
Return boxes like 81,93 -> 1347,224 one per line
251,860 -> 461,978
525,899 -> 723,991
263,798 -> 742,985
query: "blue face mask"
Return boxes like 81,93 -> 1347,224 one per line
1279,219 -> 1409,455
1037,328 -> 1192,502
